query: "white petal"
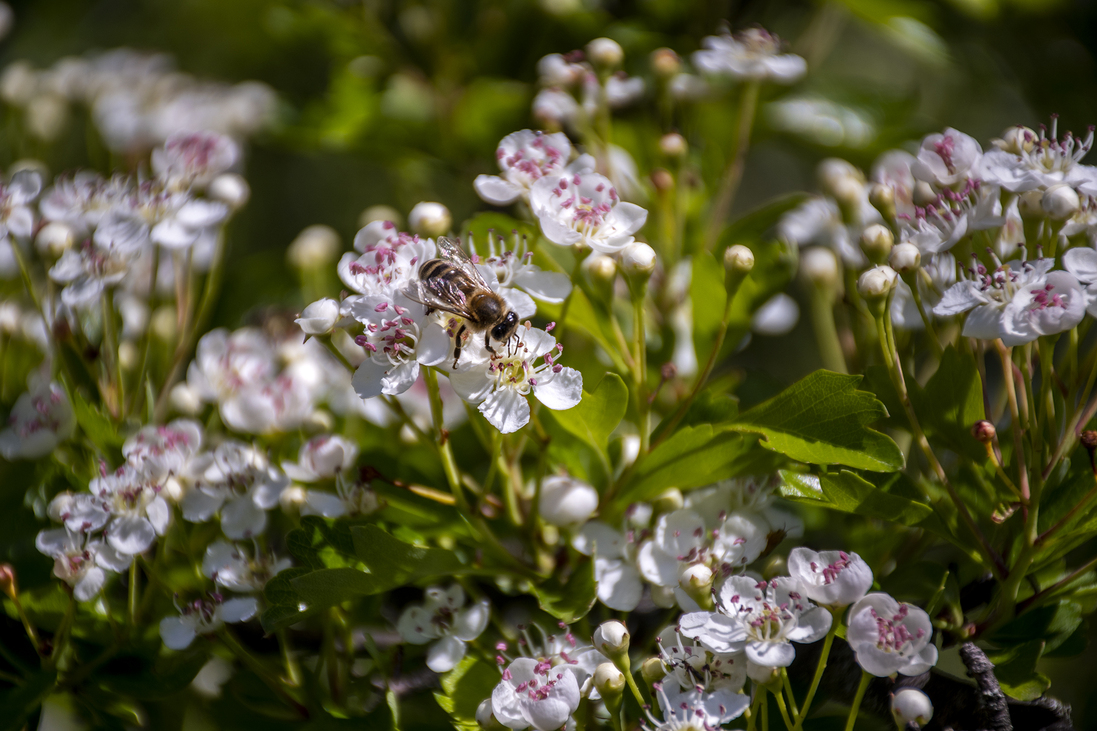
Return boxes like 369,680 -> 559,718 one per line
301,491 -> 347,518
220,597 -> 258,623
352,360 -> 389,399
513,268 -> 572,303
636,540 -> 680,586
454,599 -> 490,641
182,489 -> 226,522
448,366 -> 494,404
480,388 -> 530,434
786,606 -> 832,643
160,616 -> 197,650
220,496 -> 267,540
594,558 -> 641,611
746,639 -> 796,668
74,567 -> 107,602
146,496 -> 171,535
533,367 -> 581,411
426,635 -> 467,673
417,322 -> 452,367
107,516 -> 157,555
473,175 -> 522,206
572,522 -> 626,560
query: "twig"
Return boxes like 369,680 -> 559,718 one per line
959,642 -> 1012,731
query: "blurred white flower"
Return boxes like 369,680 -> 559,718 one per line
474,130 -> 594,206
35,528 -> 132,601
0,378 -> 75,459
89,465 -> 172,555
152,131 -> 239,190
693,27 -> 806,84
396,585 -> 489,673
981,119 -> 1095,193
751,293 -> 799,336
202,540 -> 291,593
160,594 -> 258,650
181,441 -> 287,539
572,520 -> 643,611
911,128 -> 982,187
122,418 -> 203,482
538,474 -> 598,526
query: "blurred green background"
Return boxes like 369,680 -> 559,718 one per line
4,0 -> 1097,726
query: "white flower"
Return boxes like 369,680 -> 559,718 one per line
49,238 -> 139,309
1063,246 -> 1097,317
572,520 -> 643,611
979,119 -> 1095,193
693,28 -> 806,84
787,547 -> 873,607
536,54 -> 586,88
496,621 -> 608,701
933,258 -> 1085,345
779,194 -> 881,266
474,130 -> 594,206
751,293 -> 799,336
47,491 -> 110,534
898,180 -> 1003,255
122,418 -> 203,482
160,594 -> 259,650
449,326 -> 582,434
345,293 -> 450,398
0,379 -> 75,459
637,508 -> 767,611
872,150 -> 917,218
181,441 -> 287,539
679,576 -> 832,669
89,466 -> 172,555
35,528 -> 132,601
685,477 -> 804,546
911,128 -> 982,187
296,298 -> 342,335
201,540 -> 291,593
152,131 -> 239,190
538,474 -> 598,527
470,231 -> 573,305
282,434 -> 359,483
492,657 -> 581,731
653,627 -> 748,727
339,222 -> 435,297
531,88 -> 580,129
396,585 -> 489,673
847,593 -> 938,677
890,253 -> 955,331
0,169 -> 41,241
529,172 -> 647,255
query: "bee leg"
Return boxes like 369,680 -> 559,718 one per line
485,332 -> 497,356
452,324 -> 466,369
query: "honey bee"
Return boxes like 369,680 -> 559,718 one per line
409,237 -> 519,368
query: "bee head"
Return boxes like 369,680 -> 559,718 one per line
491,311 -> 519,342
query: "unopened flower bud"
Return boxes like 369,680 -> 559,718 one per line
762,553 -> 788,581
1018,189 -> 1045,218
296,298 -> 341,336
640,656 -> 667,685
593,662 -> 626,698
891,688 -> 933,728
912,181 -> 937,208
832,176 -> 865,220
1081,430 -> 1097,451
652,487 -> 683,514
889,242 -> 921,274
971,420 -> 996,443
724,244 -> 754,274
593,620 -> 630,661
678,563 -> 714,607
801,247 -> 840,290
208,173 -> 250,210
408,201 -> 452,237
0,564 -> 15,599
476,698 -> 503,730
621,242 -> 657,281
860,224 -> 894,264
169,382 -> 203,416
868,183 -> 896,221
583,253 -> 617,305
1042,183 -> 1080,220
538,475 -> 598,527
659,133 -> 687,158
162,477 -> 184,503
118,341 -> 139,371
359,205 -> 403,230
288,225 -> 341,271
35,221 -> 75,258
587,37 -> 624,70
818,158 -> 863,196
998,126 -> 1036,155
650,168 -> 674,191
151,305 -> 178,342
651,48 -> 681,78
858,265 -> 897,301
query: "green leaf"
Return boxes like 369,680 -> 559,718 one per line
98,647 -> 209,699
546,372 -> 627,453
915,345 -> 986,462
531,557 -> 596,623
433,656 -> 500,731
70,389 -> 124,451
291,568 -> 384,610
351,525 -> 469,586
260,567 -> 315,632
0,669 -> 56,731
987,600 -> 1083,650
987,640 -> 1049,701
619,426 -> 780,505
729,370 -> 904,472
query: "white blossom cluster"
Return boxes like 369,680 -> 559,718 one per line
783,117 -> 1097,346
0,49 -> 276,152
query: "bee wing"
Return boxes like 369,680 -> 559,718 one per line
437,236 -> 493,289
404,277 -> 479,321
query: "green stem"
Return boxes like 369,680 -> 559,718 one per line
1018,554 -> 1097,612
623,667 -> 647,708
127,561 -> 139,627
809,285 -> 847,374
277,629 -> 302,686
101,289 -> 123,418
997,343 -> 1031,502
632,289 -> 650,455
219,628 -> 307,717
773,683 -> 795,730
781,668 -> 799,719
794,614 -> 836,727
704,81 -> 760,251
843,671 -> 871,731
907,277 -> 944,356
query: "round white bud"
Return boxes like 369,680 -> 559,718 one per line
659,132 -> 688,158
801,247 -> 840,289
587,37 -> 624,69
1042,183 -> 1081,220
869,183 -> 895,218
279,486 -> 308,512
620,242 -> 657,278
724,244 -> 755,274
860,223 -> 894,263
678,563 -> 713,593
651,48 -> 681,78
162,477 -> 184,503
584,253 -> 617,285
890,688 -> 933,727
817,158 -> 863,196
296,298 -> 341,336
592,663 -> 626,697
151,305 -> 178,342
832,176 -> 865,215
169,383 -> 203,416
538,475 -> 599,527
651,487 -> 683,514
1018,189 -> 1046,218
118,341 -> 139,372
35,221 -> 75,258
359,205 -> 403,230
889,242 -> 922,274
287,225 -> 341,271
593,620 -> 630,657
408,201 -> 452,237
857,265 -> 898,301
476,698 -> 502,729
208,173 -> 251,210
640,657 -> 667,684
